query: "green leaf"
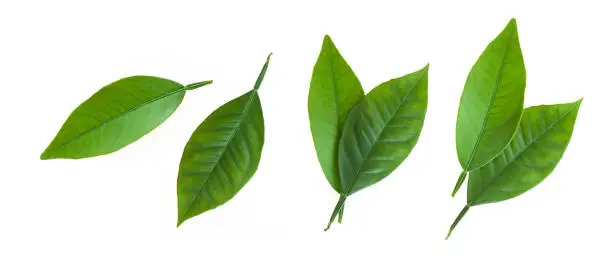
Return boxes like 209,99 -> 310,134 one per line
453,18 -> 526,196
468,100 -> 582,205
325,65 -> 429,230
447,99 -> 582,239
41,76 -> 212,159
309,35 -> 365,193
176,54 -> 270,226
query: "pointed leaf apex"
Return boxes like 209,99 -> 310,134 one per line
176,217 -> 185,228
40,152 -> 50,160
323,35 -> 336,49
506,18 -> 518,33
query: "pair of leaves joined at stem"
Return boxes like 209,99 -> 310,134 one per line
309,35 -> 428,230
41,76 -> 212,159
447,19 -> 582,239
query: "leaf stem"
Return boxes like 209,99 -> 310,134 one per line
253,53 -> 273,91
338,203 -> 345,224
451,170 -> 468,197
446,205 -> 470,240
185,80 -> 213,90
324,195 -> 347,231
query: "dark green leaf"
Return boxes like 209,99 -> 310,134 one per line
339,65 -> 428,195
326,65 -> 429,230
41,76 -> 212,159
447,99 -> 582,238
453,18 -> 526,196
309,35 -> 364,193
176,54 -> 270,226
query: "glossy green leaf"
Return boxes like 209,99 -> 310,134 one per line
309,35 -> 364,193
41,77 -> 212,159
447,100 -> 582,239
452,18 -> 526,196
176,54 -> 270,226
325,65 -> 429,230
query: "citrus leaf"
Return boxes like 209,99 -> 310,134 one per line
41,76 -> 211,159
468,100 -> 582,205
176,54 -> 270,226
453,18 -> 526,196
325,65 -> 429,230
447,99 -> 582,238
309,35 -> 364,193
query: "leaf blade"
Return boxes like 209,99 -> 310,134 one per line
456,18 -> 526,172
41,76 -> 211,159
177,92 -> 264,226
176,55 -> 270,226
467,99 -> 582,205
338,65 -> 429,195
309,35 -> 365,192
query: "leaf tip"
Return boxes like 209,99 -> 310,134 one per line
322,35 -> 336,48
506,18 -> 518,34
40,149 -> 54,160
422,63 -> 430,72
498,18 -> 518,39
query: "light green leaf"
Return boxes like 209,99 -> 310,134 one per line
447,99 -> 582,239
41,77 -> 211,159
453,18 -> 526,196
325,65 -> 429,230
176,54 -> 270,226
309,35 -> 364,193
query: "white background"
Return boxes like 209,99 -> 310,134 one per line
1,0 -> 610,263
